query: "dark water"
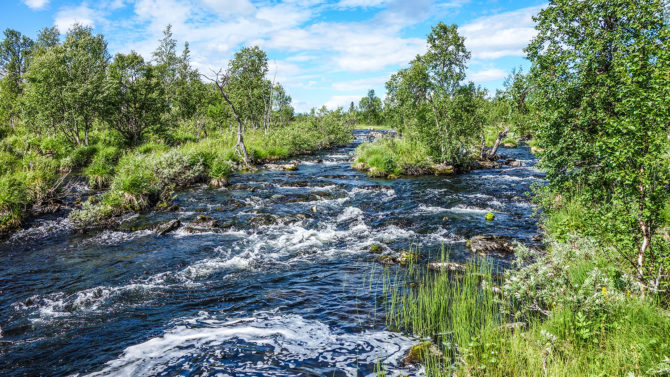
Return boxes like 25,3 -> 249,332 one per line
0,130 -> 543,376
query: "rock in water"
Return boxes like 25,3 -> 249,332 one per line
467,235 -> 515,254
264,161 -> 298,171
210,177 -> 228,188
428,261 -> 466,272
402,342 -> 443,365
431,163 -> 454,175
156,219 -> 181,235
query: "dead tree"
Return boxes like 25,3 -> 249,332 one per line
202,69 -> 251,167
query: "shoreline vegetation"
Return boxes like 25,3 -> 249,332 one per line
1,0 -> 669,376
0,24 -> 355,237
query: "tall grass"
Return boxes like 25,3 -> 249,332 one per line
378,244 -> 670,376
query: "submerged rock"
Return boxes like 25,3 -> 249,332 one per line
467,235 -> 515,254
191,215 -> 219,228
156,219 -> 181,235
264,161 -> 298,171
369,244 -> 383,254
377,255 -> 396,266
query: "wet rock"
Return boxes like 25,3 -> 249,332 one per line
296,213 -> 311,220
192,215 -> 219,228
248,214 -> 279,227
264,161 -> 298,171
210,177 -> 228,188
431,163 -> 454,175
466,235 -> 515,254
503,142 -> 516,148
396,251 -> 420,266
475,160 -> 503,169
310,205 -> 318,213
377,255 -> 395,266
402,342 -> 443,366
369,244 -> 383,254
507,159 -> 523,167
156,219 -> 181,235
428,261 -> 466,273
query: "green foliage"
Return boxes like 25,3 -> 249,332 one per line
358,89 -> 383,125
379,238 -> 670,377
85,146 -> 120,188
354,137 -> 432,177
526,0 -> 670,283
104,51 -> 167,144
24,24 -> 109,146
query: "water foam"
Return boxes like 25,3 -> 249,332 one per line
84,312 -> 416,377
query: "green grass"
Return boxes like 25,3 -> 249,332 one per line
377,241 -> 670,377
353,137 -> 432,177
69,120 -> 353,227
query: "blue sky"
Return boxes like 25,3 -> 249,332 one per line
2,0 -> 545,112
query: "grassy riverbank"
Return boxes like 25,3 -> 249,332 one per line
380,239 -> 670,376
0,114 -> 353,235
71,117 -> 352,227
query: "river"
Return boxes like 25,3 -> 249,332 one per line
0,130 -> 543,376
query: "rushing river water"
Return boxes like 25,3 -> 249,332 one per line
0,130 -> 543,376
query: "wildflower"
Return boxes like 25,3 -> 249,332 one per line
601,286 -> 607,296
627,289 -> 631,298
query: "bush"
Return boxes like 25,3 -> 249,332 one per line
354,137 -> 432,177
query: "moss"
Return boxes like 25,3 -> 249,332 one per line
485,212 -> 495,221
370,244 -> 383,253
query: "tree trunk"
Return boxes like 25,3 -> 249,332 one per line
638,220 -> 650,282
479,134 -> 486,160
487,126 -> 509,160
10,114 -> 14,131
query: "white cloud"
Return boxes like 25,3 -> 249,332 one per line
337,0 -> 388,8
332,75 -> 389,92
54,4 -> 101,31
468,68 -> 507,83
199,0 -> 255,16
324,95 -> 362,110
22,0 -> 49,10
461,5 -> 543,60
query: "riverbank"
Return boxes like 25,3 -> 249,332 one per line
352,135 -> 525,179
381,237 -> 670,376
0,117 -> 353,238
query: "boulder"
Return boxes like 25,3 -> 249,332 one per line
402,342 -> 443,366
396,250 -> 420,265
264,161 -> 298,171
467,235 -> 515,254
476,160 -> 503,169
191,215 -> 219,228
156,219 -> 180,235
506,159 -> 523,167
210,177 -> 228,188
427,261 -> 466,272
431,163 -> 454,175
370,244 -> 383,254
377,255 -> 396,266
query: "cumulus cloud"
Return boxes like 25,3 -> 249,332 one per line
461,5 -> 543,59
324,95 -> 362,110
54,4 -> 101,31
22,0 -> 49,10
332,75 -> 390,92
468,68 -> 508,83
